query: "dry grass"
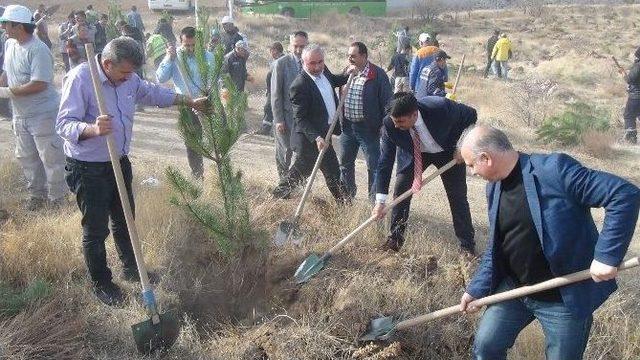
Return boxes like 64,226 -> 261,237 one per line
1,2 -> 640,359
581,130 -> 615,159
0,296 -> 88,359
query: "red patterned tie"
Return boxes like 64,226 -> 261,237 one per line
410,127 -> 423,192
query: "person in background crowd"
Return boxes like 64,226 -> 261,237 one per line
73,10 -> 96,43
340,41 -> 392,202
126,5 -> 144,32
409,33 -> 439,92
33,4 -> 52,49
395,26 -> 410,53
416,49 -> 451,99
220,16 -> 243,54
85,5 -> 99,25
484,29 -> 501,78
222,39 -> 252,92
0,5 -> 66,210
621,46 -> 640,144
0,5 -> 11,119
66,23 -> 92,69
388,40 -> 412,93
270,31 -> 308,184
271,44 -> 351,202
153,16 -> 176,45
146,30 -> 168,70
491,33 -> 512,80
257,41 -> 284,136
59,12 -> 75,72
94,14 -> 108,53
157,26 -> 213,179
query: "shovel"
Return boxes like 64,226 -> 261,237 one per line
612,56 -> 628,78
274,73 -> 355,246
85,44 -> 180,354
360,256 -> 640,341
451,54 -> 466,95
294,159 -> 457,284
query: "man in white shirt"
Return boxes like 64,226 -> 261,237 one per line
372,92 -> 477,254
271,44 -> 350,202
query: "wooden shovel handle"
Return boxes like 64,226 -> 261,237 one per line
291,74 -> 356,221
396,257 -> 640,331
451,54 -> 466,95
325,159 -> 457,257
612,56 -> 628,78
84,44 -> 154,295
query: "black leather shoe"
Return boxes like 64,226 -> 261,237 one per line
272,186 -> 292,199
460,243 -> 476,256
93,281 -> 125,307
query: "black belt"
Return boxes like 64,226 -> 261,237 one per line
66,156 -> 129,167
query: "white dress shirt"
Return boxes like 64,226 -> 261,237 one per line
413,111 -> 444,153
375,111 -> 444,203
305,69 -> 336,128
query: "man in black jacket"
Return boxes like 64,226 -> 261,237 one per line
372,92 -> 476,253
622,46 -> 640,144
484,29 -> 500,78
340,41 -> 392,201
272,44 -> 350,202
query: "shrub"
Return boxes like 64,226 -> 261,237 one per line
507,75 -> 557,127
536,102 -> 610,146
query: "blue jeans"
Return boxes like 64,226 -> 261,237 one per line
473,281 -> 593,360
339,119 -> 380,201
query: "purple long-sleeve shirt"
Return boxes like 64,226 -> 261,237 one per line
56,56 -> 176,162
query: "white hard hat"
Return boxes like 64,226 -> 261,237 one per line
418,33 -> 431,43
0,5 -> 33,24
221,15 -> 233,24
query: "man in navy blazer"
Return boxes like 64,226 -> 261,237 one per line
459,125 -> 640,359
372,92 -> 476,253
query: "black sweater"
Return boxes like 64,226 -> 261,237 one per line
497,161 -> 561,302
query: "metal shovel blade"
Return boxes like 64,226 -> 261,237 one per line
131,309 -> 180,354
294,253 -> 326,284
274,220 -> 303,246
359,316 -> 397,342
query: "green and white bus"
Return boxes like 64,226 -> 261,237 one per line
237,0 -> 387,18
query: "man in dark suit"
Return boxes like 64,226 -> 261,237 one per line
459,125 -> 640,359
372,92 -> 476,253
272,44 -> 349,202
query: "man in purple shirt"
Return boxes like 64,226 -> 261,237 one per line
56,37 -> 208,306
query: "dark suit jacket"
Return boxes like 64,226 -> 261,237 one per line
289,67 -> 349,153
467,153 -> 640,319
375,96 -> 477,195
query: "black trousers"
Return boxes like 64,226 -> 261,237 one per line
184,109 -> 204,179
623,97 -> 639,142
276,142 -> 346,202
262,92 -> 274,128
65,156 -> 137,284
390,151 -> 475,248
